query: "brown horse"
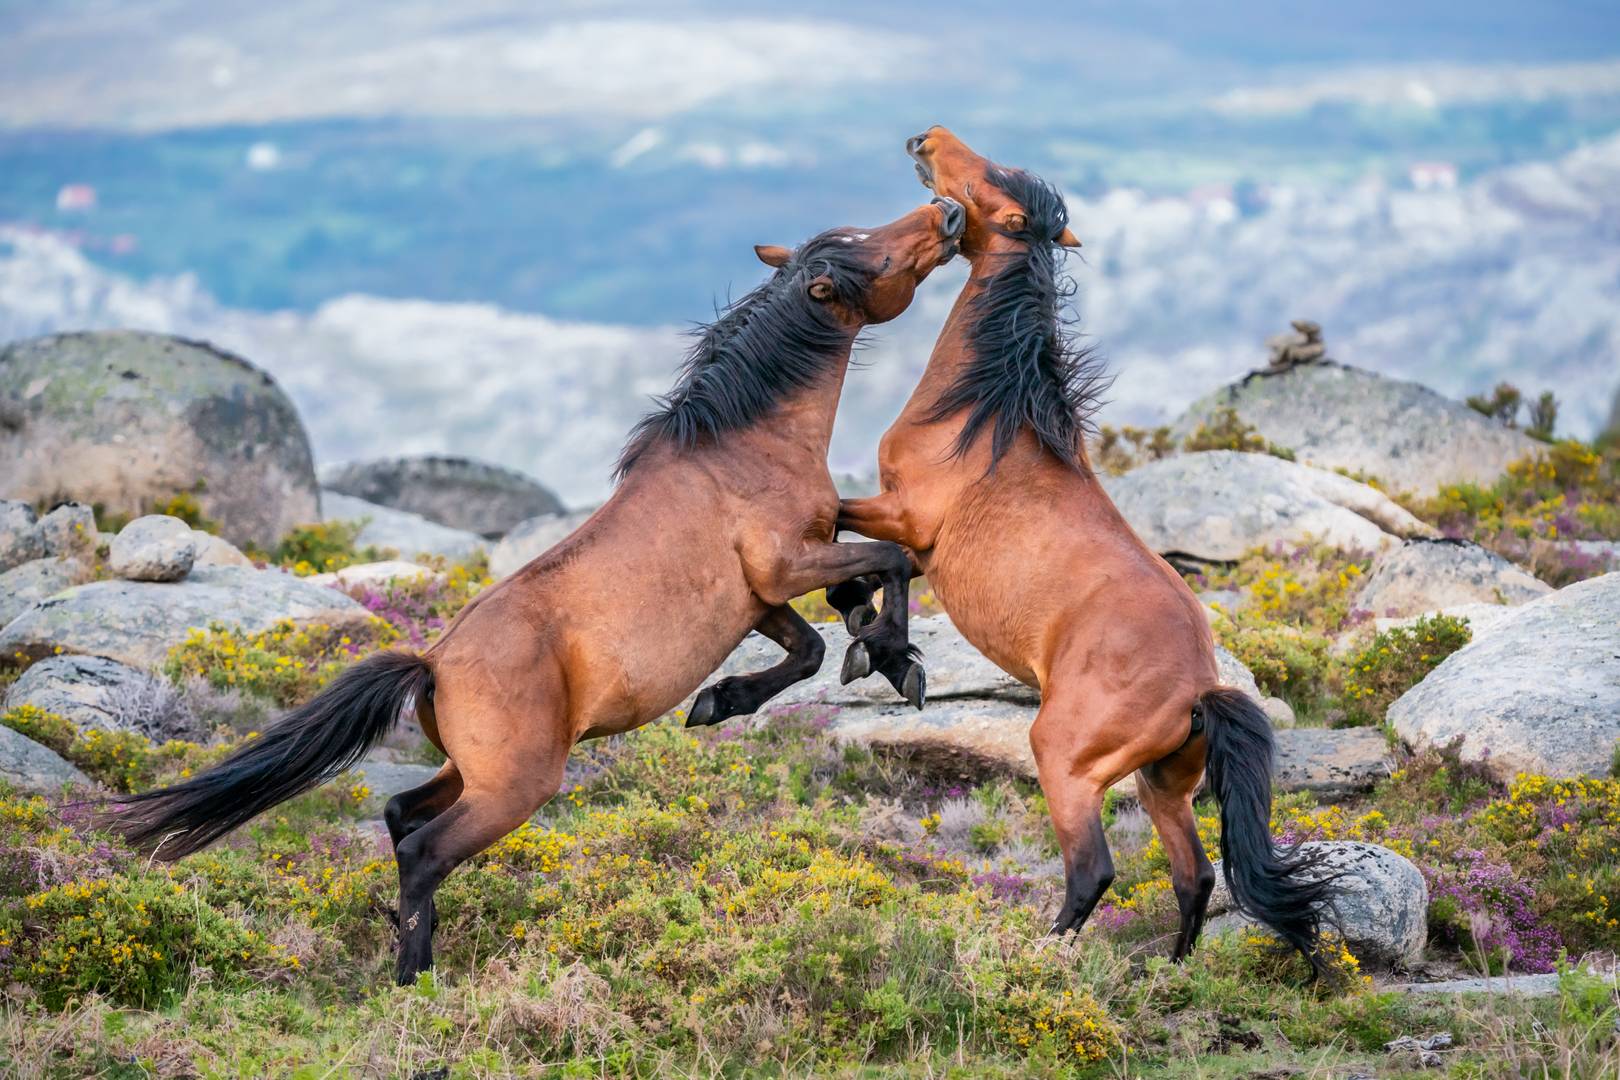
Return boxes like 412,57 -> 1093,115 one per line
109,196 -> 966,984
825,128 -> 1336,971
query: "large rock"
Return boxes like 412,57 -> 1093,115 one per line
489,509 -> 597,579
0,331 -> 319,549
1100,451 -> 1435,562
1271,727 -> 1393,797
108,514 -> 197,583
189,530 -> 254,568
0,557 -> 81,630
1355,538 -> 1551,618
3,654 -> 203,742
321,491 -> 484,561
319,456 -> 563,539
1388,573 -> 1620,781
0,725 -> 90,792
0,565 -> 372,669
1209,841 -> 1428,969
34,502 -> 97,560
0,499 -> 45,572
1172,362 -> 1539,494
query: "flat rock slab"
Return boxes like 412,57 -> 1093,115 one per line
321,491 -> 484,561
0,725 -> 90,792
1390,974 -> 1565,996
1101,450 -> 1435,562
1272,726 -> 1392,797
1355,538 -> 1549,619
1171,361 -> 1538,494
0,565 -> 372,669
1389,572 -> 1620,781
306,560 -> 443,589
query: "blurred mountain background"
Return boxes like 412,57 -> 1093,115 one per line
3,1 -> 1618,504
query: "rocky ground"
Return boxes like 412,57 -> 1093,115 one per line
0,329 -> 1618,1076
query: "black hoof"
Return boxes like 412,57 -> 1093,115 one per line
687,686 -> 719,728
841,641 -> 872,684
844,603 -> 877,636
901,662 -> 926,711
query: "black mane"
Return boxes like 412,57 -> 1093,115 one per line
926,166 -> 1109,471
615,230 -> 880,478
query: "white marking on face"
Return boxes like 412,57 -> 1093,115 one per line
852,233 -> 870,241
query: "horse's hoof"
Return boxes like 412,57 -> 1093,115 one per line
841,640 -> 872,684
687,687 -> 718,728
901,662 -> 927,711
845,604 -> 876,635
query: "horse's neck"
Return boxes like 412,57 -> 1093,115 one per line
899,258 -> 993,419
766,346 -> 855,460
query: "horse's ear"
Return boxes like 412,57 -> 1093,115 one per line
754,244 -> 792,268
1056,227 -> 1082,248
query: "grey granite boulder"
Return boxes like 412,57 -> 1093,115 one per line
0,565 -> 372,669
4,654 -> 204,742
35,502 -> 97,559
321,491 -> 484,561
1271,727 -> 1393,797
189,529 -> 254,568
1388,572 -> 1620,781
0,499 -> 45,573
109,514 -> 197,582
0,726 -> 90,792
320,455 -> 563,539
0,331 -> 319,549
489,508 -> 598,579
1210,840 -> 1428,969
0,556 -> 81,630
1172,362 -> 1538,494
1355,538 -> 1550,618
1100,451 -> 1435,562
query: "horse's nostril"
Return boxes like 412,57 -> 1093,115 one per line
933,197 -> 965,239
906,134 -> 929,157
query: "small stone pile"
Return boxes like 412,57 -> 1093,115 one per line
1263,318 -> 1328,372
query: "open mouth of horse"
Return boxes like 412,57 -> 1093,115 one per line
907,132 -> 936,190
933,196 -> 964,263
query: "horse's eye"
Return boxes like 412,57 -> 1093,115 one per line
1005,212 -> 1027,232
881,256 -> 893,272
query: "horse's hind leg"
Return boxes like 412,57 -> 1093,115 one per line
394,740 -> 567,984
825,576 -> 881,635
687,605 -> 825,728
1136,735 -> 1216,961
383,761 -> 463,853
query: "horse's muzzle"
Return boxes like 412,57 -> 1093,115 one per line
933,196 -> 965,240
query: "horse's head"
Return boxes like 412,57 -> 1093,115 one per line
751,197 -> 965,327
905,126 -> 1081,259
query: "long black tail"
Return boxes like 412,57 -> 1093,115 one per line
110,650 -> 432,859
1201,686 -> 1338,974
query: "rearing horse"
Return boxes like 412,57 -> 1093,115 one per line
109,197 -> 966,984
829,129 -> 1336,971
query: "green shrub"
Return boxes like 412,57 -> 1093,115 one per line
163,617 -> 400,707
1182,407 -> 1295,460
1339,614 -> 1471,727
2,871 -> 278,1008
0,705 -> 197,792
1213,612 -> 1335,705
260,519 -> 390,575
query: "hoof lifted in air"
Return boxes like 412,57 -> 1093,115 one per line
840,640 -> 872,684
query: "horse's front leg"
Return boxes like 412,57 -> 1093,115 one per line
829,494 -> 924,638
686,605 -> 825,728
767,540 -> 925,710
